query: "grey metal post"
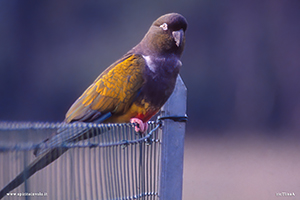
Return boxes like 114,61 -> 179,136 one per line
159,75 -> 187,200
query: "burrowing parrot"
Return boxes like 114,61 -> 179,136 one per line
0,13 -> 187,199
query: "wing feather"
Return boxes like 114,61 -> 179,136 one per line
65,54 -> 145,123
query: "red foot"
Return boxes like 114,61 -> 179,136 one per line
130,118 -> 148,133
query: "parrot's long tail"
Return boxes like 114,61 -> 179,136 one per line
0,122 -> 102,199
0,147 -> 68,199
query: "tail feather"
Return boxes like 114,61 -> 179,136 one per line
33,122 -> 89,157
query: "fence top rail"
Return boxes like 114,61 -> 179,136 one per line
0,121 -> 160,152
0,121 -> 157,131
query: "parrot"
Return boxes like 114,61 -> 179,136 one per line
0,12 -> 187,199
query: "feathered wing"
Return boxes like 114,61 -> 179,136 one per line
65,54 -> 146,123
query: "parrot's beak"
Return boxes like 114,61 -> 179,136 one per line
172,29 -> 184,47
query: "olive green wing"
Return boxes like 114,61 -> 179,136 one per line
65,54 -> 146,123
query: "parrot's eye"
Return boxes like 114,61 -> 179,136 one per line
160,23 -> 168,31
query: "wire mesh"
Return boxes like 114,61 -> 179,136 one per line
0,121 -> 161,200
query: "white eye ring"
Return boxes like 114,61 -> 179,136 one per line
160,23 -> 168,31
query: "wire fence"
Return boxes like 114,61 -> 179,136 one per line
0,121 -> 161,200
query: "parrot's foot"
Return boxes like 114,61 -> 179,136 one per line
130,118 -> 148,133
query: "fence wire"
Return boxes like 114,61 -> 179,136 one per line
0,121 -> 161,200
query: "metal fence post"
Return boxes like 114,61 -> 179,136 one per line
159,75 -> 187,200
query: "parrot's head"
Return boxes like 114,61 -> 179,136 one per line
138,13 -> 188,58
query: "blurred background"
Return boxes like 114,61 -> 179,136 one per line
0,0 -> 299,199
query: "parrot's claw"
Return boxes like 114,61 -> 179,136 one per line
130,118 -> 148,134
